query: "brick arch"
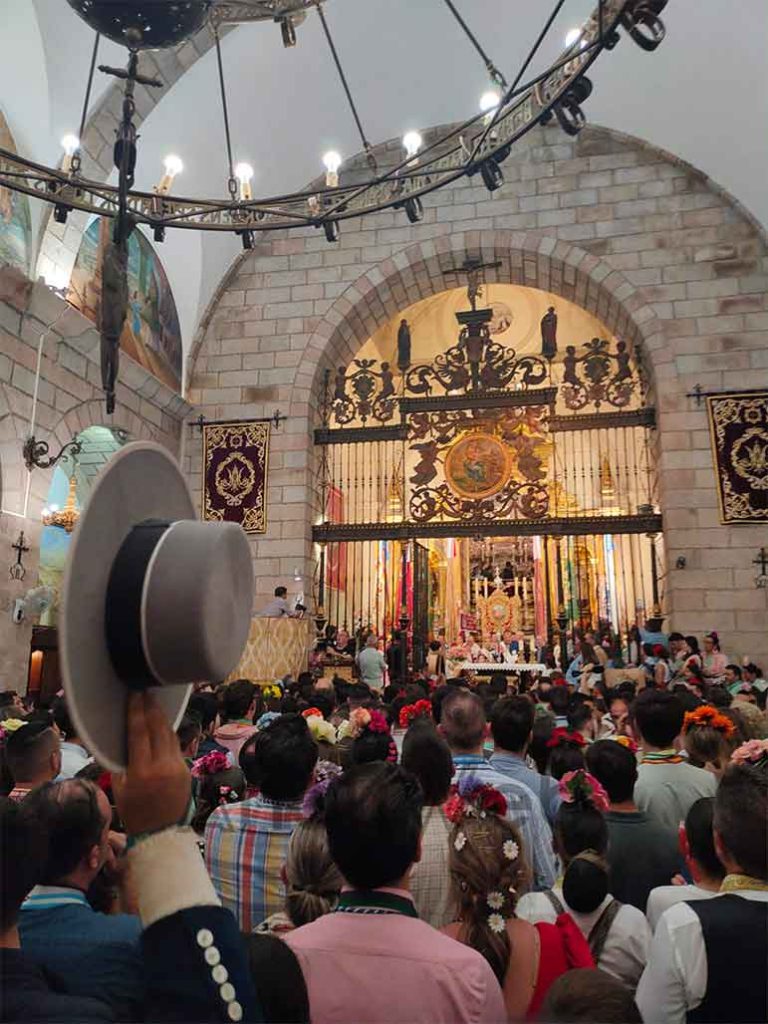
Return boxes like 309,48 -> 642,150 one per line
26,399 -> 166,518
298,230 -> 666,420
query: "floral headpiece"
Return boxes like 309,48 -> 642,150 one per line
398,699 -> 433,729
338,707 -> 397,762
558,769 -> 610,813
217,785 -> 240,806
683,705 -> 735,738
304,714 -> 338,745
0,718 -> 27,743
303,777 -> 334,819
446,776 -> 521,937
546,727 -> 586,749
613,735 -> 639,754
262,683 -> 283,700
256,711 -> 281,731
191,751 -> 230,777
302,707 -> 323,720
730,739 -> 768,769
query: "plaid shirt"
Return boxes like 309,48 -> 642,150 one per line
410,805 -> 455,928
205,794 -> 304,932
452,756 -> 556,892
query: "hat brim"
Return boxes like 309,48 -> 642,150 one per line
60,442 -> 196,771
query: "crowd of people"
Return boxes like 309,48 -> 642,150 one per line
0,627 -> 766,1023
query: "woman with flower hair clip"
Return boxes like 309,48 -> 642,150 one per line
517,770 -> 652,991
190,751 -> 246,838
682,704 -> 736,777
547,727 -> 587,781
442,775 -> 593,1020
339,707 -> 398,765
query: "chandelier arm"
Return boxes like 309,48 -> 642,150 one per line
212,21 -> 237,193
468,0 -> 569,163
439,0 -> 508,88
313,1 -> 374,165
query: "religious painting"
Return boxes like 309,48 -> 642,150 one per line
0,111 -> 32,275
444,432 -> 512,500
202,422 -> 269,534
67,218 -> 183,392
707,392 -> 768,524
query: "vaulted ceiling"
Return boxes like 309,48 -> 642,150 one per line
3,0 -> 766,372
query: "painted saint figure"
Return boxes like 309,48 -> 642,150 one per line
540,306 -> 558,361
397,319 -> 412,372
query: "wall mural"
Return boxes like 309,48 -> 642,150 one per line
0,111 -> 32,275
68,218 -> 183,393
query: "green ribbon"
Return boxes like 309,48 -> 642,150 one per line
335,890 -> 419,918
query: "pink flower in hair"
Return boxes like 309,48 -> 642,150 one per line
558,770 -> 610,813
191,751 -> 230,778
730,739 -> 768,766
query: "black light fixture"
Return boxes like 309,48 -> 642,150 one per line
480,157 -> 504,192
153,224 -> 166,243
280,16 -> 298,47
403,196 -> 423,223
323,220 -> 339,243
53,203 -> 70,224
237,229 -> 254,251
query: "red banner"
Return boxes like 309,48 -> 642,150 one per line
202,422 -> 269,534
326,485 -> 346,591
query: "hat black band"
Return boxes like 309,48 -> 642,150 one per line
105,519 -> 171,690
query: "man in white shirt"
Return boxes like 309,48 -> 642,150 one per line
257,585 -> 295,618
356,634 -> 386,693
52,697 -> 91,780
637,759 -> 768,1023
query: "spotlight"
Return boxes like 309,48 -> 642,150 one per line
403,131 -> 422,163
280,16 -> 297,47
153,224 -> 166,243
322,150 -> 342,188
564,27 -> 581,47
621,0 -> 667,51
323,220 -> 339,243
53,203 -> 70,224
479,89 -> 500,123
237,229 -> 254,251
403,196 -> 423,223
480,157 -> 503,192
156,154 -> 183,195
61,134 -> 80,174
234,162 -> 254,202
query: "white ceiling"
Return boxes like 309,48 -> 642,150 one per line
3,0 -> 767,368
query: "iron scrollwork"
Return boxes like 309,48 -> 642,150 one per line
560,338 -> 636,411
410,479 -> 549,524
331,359 -> 398,425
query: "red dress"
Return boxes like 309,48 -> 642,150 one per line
527,913 -> 595,1019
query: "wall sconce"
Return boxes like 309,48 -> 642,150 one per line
675,556 -> 686,570
753,547 -> 768,589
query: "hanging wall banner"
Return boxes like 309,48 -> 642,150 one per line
706,393 -> 768,524
202,421 -> 269,534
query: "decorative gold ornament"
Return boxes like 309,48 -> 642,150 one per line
42,476 -> 80,533
444,432 -> 512,501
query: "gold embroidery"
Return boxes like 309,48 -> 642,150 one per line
202,422 -> 269,534
706,393 -> 768,524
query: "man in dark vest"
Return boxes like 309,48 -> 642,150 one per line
637,753 -> 767,1023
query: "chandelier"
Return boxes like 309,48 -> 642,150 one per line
0,0 -> 669,415
41,475 -> 81,534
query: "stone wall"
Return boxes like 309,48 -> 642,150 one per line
0,266 -> 192,688
185,122 -> 767,665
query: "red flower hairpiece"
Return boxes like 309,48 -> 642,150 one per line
547,727 -> 586,749
191,751 -> 230,778
444,776 -> 508,824
302,707 -> 323,720
398,699 -> 433,729
558,769 -> 610,813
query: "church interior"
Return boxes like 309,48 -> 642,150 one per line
0,0 -> 766,696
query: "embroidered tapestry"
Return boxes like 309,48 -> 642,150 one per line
202,421 -> 269,534
706,393 -> 768,524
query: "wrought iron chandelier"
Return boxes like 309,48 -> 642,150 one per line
0,0 -> 669,415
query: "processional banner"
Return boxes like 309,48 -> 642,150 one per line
706,393 -> 768,525
202,421 -> 269,534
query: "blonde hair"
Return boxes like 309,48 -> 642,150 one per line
449,814 -> 530,983
285,818 -> 343,927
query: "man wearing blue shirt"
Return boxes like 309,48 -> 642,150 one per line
19,779 -> 144,1020
489,696 -> 561,827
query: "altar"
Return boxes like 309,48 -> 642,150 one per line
227,616 -> 313,685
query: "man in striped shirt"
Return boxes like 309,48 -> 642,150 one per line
205,714 -> 318,931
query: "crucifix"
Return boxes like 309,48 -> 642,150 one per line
10,532 -> 29,582
753,547 -> 768,588
442,256 -> 503,310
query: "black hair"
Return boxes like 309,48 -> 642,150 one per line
246,934 -> 310,1024
668,632 -> 684,644
221,680 -> 257,722
351,730 -> 392,766
23,780 -> 106,883
430,683 -> 457,724
307,692 -> 334,721
0,692 -> 20,709
275,586 -> 288,598
556,791 -> 609,915
51,696 -> 76,740
191,767 -> 246,834
562,854 -> 609,914
401,721 -> 453,805
529,711 -> 554,775
566,700 -> 593,734
714,763 -> 767,880
324,763 -> 423,889
725,664 -> 742,679
239,714 -> 317,801
548,685 -> 570,715
586,740 -> 637,803
188,692 -> 219,732
177,712 -> 202,750
685,636 -> 700,656
707,685 -> 732,709
684,798 -> 724,881
632,690 -> 684,748
4,720 -> 58,784
429,640 -> 441,652
672,687 -> 703,714
0,797 -> 49,930
549,742 -> 586,782
490,696 -> 534,753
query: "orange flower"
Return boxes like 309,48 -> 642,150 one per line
683,705 -> 735,738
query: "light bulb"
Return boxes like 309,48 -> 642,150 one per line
60,134 -> 80,173
322,150 -> 341,188
479,90 -> 500,114
234,162 -> 254,201
565,27 -> 581,47
157,154 -> 183,195
49,504 -> 59,513
403,131 -> 422,161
